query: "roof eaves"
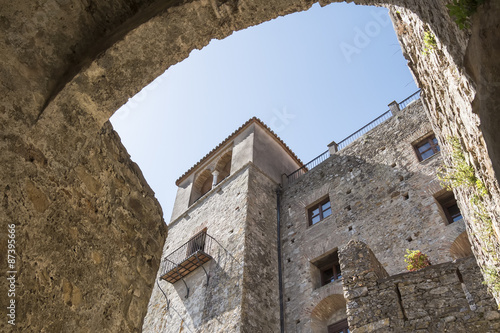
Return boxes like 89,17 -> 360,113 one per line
175,117 -> 302,186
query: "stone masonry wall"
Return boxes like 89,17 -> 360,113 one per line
0,121 -> 167,332
143,165 -> 249,332
388,1 -> 500,302
240,166 -> 280,332
143,163 -> 280,332
2,0 -> 500,330
340,240 -> 500,332
280,100 -> 468,332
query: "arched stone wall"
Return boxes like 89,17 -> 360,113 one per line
309,293 -> 346,333
297,282 -> 346,333
388,2 -> 500,303
1,0 -> 500,331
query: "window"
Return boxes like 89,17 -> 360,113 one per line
199,176 -> 213,197
321,261 -> 342,286
328,319 -> 349,333
215,150 -> 232,184
308,197 -> 332,225
312,251 -> 342,287
436,192 -> 462,224
190,169 -> 214,205
414,134 -> 440,161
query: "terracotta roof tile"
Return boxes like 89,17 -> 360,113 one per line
175,117 -> 303,186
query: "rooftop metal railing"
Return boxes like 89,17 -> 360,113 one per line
336,89 -> 421,151
336,110 -> 392,150
398,89 -> 421,110
286,89 -> 421,184
287,150 -> 330,183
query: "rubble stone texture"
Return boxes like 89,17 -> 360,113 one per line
0,0 -> 499,331
143,119 -> 297,332
280,100 -> 473,332
143,165 -> 281,332
340,240 -> 500,332
388,0 -> 500,303
0,120 -> 167,332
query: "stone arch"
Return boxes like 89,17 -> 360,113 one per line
26,3 -> 500,262
4,0 -> 500,331
214,150 -> 232,184
311,293 -> 346,321
433,221 -> 468,262
31,0 -> 472,132
298,282 -> 346,332
190,169 -> 214,205
301,281 -> 344,319
450,231 -> 473,260
310,294 -> 347,333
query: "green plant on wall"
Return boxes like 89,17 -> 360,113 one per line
404,249 -> 431,271
438,136 -> 500,302
438,137 -> 487,195
446,0 -> 486,29
483,266 -> 500,299
422,31 -> 437,55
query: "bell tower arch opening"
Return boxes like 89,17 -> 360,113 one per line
190,169 -> 214,205
214,150 -> 232,184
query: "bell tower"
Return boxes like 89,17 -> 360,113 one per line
142,118 -> 302,332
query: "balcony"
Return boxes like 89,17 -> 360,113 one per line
160,229 -> 216,284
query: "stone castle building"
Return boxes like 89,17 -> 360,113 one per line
143,96 -> 500,332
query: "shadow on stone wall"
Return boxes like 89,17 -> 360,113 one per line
159,242 -> 243,331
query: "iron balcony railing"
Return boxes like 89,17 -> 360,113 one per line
287,89 -> 421,184
160,230 -> 218,284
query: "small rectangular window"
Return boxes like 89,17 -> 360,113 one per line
321,262 -> 342,286
308,197 -> 332,226
312,250 -> 342,287
414,134 -> 440,161
328,318 -> 349,333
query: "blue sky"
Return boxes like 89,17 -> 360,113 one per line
110,2 -> 418,221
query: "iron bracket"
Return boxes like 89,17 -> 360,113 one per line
175,266 -> 190,298
195,252 -> 210,286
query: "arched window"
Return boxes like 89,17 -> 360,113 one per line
200,175 -> 213,197
215,151 -> 232,184
190,169 -> 213,205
